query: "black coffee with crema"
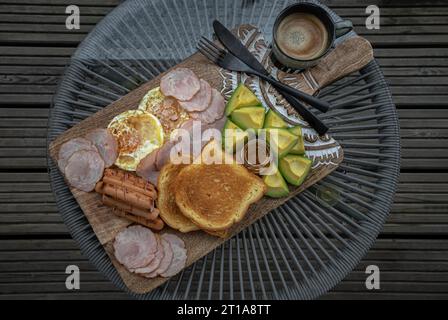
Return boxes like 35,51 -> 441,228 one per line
276,12 -> 329,61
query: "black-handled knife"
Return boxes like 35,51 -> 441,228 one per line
212,20 -> 330,113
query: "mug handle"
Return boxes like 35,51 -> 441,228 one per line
334,20 -> 353,38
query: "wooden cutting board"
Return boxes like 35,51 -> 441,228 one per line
49,25 -> 373,294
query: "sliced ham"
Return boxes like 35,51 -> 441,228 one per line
170,118 -> 227,163
136,149 -> 159,183
144,237 -> 174,278
64,150 -> 105,192
85,128 -> 118,167
178,79 -> 212,112
132,235 -> 164,275
190,89 -> 225,124
136,142 -> 172,184
58,137 -> 97,173
114,225 -> 157,270
155,128 -> 194,170
198,119 -> 226,152
155,140 -> 177,170
146,171 -> 160,187
136,139 -> 182,184
169,120 -> 198,162
179,118 -> 195,132
160,237 -> 187,278
206,116 -> 226,133
160,68 -> 201,101
136,115 -> 227,179
161,233 -> 185,249
154,237 -> 174,274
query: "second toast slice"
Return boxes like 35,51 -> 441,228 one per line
174,161 -> 266,231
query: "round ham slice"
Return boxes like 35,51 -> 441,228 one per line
114,225 -> 158,270
146,171 -> 160,186
137,129 -> 196,184
160,238 -> 187,278
178,79 -> 212,112
160,68 -> 201,101
207,116 -> 226,132
64,150 -> 105,192
161,233 -> 185,249
169,120 -> 201,164
137,115 -> 227,176
179,118 -> 195,132
144,237 -> 174,278
58,137 -> 97,173
155,140 -> 176,170
136,149 -> 159,183
189,89 -> 225,124
132,235 -> 164,275
171,117 -> 229,164
85,128 -> 118,167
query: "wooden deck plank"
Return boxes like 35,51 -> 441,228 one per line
2,2 -> 448,46
0,4 -> 114,15
3,22 -> 448,36
0,0 -> 121,5
2,278 -> 448,296
0,238 -> 447,299
0,0 -> 445,7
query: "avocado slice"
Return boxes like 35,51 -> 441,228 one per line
264,128 -> 298,158
263,109 -> 288,128
263,167 -> 289,198
225,83 -> 261,116
279,155 -> 312,186
223,118 -> 240,131
288,126 -> 305,155
230,106 -> 266,130
222,119 -> 247,153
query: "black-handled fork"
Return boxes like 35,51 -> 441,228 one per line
200,37 -> 330,113
198,37 -> 329,135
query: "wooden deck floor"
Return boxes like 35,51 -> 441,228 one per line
1,0 -> 448,299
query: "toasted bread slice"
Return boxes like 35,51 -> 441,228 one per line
174,162 -> 266,231
157,163 -> 200,233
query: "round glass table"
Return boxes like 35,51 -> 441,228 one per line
47,0 -> 400,299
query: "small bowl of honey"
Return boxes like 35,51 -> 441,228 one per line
240,138 -> 274,175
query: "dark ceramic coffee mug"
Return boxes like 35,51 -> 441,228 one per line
272,2 -> 353,70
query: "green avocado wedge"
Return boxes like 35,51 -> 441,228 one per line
264,128 -> 298,158
263,109 -> 288,128
263,167 -> 289,198
288,126 -> 305,155
225,83 -> 261,116
222,119 -> 247,153
222,118 -> 240,132
279,155 -> 312,186
230,106 -> 266,130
